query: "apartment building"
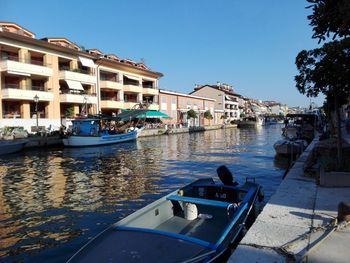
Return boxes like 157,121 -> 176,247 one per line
190,82 -> 241,123
95,52 -> 161,115
159,90 -> 216,127
0,22 -> 162,132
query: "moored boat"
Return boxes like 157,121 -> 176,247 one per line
63,110 -> 148,147
273,139 -> 308,155
68,166 -> 264,262
238,116 -> 264,128
0,139 -> 27,155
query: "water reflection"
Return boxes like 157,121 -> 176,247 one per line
0,125 -> 287,262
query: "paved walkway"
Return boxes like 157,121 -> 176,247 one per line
229,131 -> 350,262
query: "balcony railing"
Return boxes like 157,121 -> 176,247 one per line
59,66 -> 92,75
101,97 -> 120,101
60,89 -> 97,96
30,111 -> 48,118
1,54 -> 51,67
3,84 -> 47,92
142,85 -> 157,89
124,99 -> 141,103
2,111 -> 22,119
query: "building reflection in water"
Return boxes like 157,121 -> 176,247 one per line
0,126 -> 287,262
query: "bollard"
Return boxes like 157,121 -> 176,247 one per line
338,201 -> 350,222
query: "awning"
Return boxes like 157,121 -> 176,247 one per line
65,80 -> 84,91
124,74 -> 140,81
140,110 -> 171,119
119,110 -> 171,119
79,56 -> 95,68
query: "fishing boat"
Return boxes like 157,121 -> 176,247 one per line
273,139 -> 308,155
62,110 -> 148,147
68,166 -> 264,262
0,139 -> 27,155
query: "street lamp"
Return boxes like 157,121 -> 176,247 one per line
33,94 -> 39,132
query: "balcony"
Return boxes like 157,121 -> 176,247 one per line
100,100 -> 124,109
123,84 -> 142,93
0,58 -> 53,77
142,87 -> 158,95
100,80 -> 123,90
59,67 -> 96,84
60,91 -> 97,104
1,84 -> 54,101
225,100 -> 239,105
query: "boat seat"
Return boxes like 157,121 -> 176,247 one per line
167,195 -> 231,208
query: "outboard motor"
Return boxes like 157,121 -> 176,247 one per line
217,165 -> 238,186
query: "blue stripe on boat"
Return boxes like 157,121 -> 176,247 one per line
213,187 -> 256,249
166,195 -> 230,208
213,202 -> 248,249
113,226 -> 216,249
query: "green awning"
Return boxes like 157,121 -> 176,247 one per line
138,110 -> 171,119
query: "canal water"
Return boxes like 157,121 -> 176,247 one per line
0,125 -> 288,262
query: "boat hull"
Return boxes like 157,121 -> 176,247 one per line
274,139 -> 307,155
63,130 -> 139,147
0,140 -> 27,155
68,178 -> 262,262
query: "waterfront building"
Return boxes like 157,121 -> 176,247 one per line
190,82 -> 241,123
0,22 -> 162,132
159,89 -> 216,127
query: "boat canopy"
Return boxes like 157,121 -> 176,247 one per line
138,110 -> 171,119
119,110 -> 171,120
71,110 -> 171,123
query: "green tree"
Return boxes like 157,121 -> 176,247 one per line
187,109 -> 197,119
307,0 -> 350,42
204,110 -> 213,120
295,0 -> 350,168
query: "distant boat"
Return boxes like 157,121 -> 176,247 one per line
238,116 -> 264,128
0,139 -> 27,155
62,110 -> 149,147
68,165 -> 264,263
282,113 -> 319,143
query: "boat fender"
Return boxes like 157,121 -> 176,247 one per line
258,187 -> 264,202
184,203 -> 198,220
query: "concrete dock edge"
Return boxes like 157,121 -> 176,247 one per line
229,135 -> 350,262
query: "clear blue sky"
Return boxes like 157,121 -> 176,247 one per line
2,0 -> 324,107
